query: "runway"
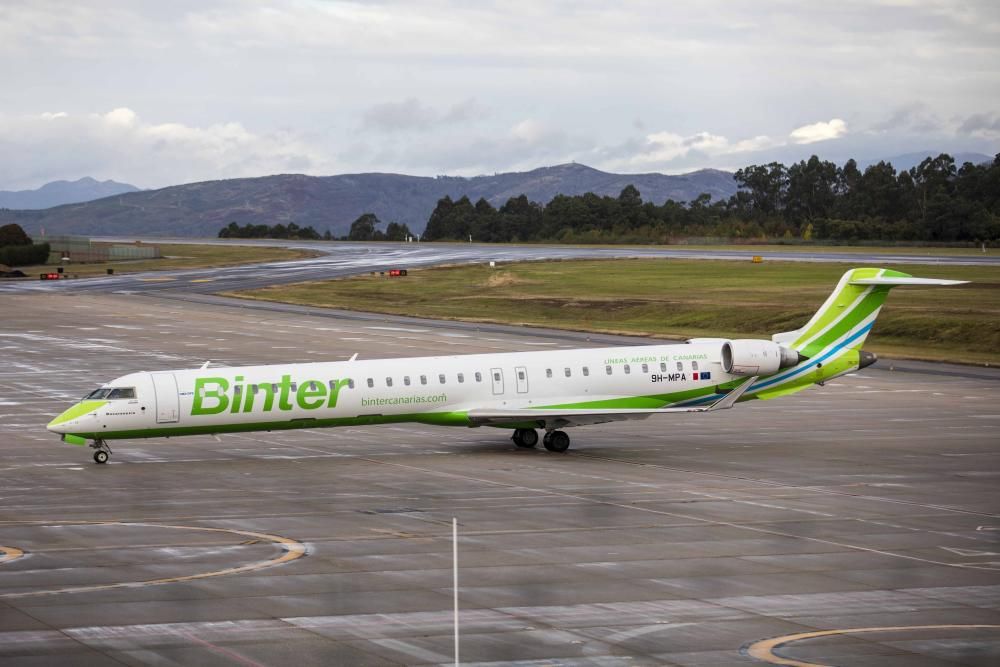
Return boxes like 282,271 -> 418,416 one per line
1,291 -> 998,665
2,239 -> 998,297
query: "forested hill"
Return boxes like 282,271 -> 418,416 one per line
0,164 -> 736,238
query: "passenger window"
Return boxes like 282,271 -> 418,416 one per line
457,373 -> 464,383
692,361 -> 699,371
660,362 -> 667,372
272,383 -> 279,393
583,367 -> 589,377
624,364 -> 631,374
347,379 -> 355,389
386,377 -> 393,387
439,374 -> 446,384
606,365 -> 612,375
367,378 -> 374,388
251,385 -> 259,395
546,368 -> 552,378
234,385 -> 242,396
641,363 -> 648,373
564,368 -> 571,377
290,383 -> 298,392
420,375 -> 427,385
404,376 -> 411,386
676,362 -> 683,371
475,372 -> 482,382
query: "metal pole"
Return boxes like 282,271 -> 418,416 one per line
453,517 -> 459,666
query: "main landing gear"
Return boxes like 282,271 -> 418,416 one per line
90,439 -> 112,464
512,428 -> 570,453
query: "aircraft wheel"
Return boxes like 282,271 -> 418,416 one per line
512,428 -> 538,448
93,449 -> 109,464
544,430 -> 570,453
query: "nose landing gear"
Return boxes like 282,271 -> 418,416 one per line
90,439 -> 112,464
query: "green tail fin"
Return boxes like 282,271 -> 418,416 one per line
772,268 -> 965,359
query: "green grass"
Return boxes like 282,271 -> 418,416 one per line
230,258 -> 1000,366
24,243 -> 318,277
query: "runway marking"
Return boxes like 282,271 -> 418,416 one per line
0,545 -> 25,564
137,277 -> 175,282
743,624 -> 1000,666
0,522 -> 306,599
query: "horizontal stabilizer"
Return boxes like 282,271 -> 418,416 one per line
849,277 -> 968,286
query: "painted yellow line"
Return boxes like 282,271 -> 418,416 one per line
137,277 -> 176,282
0,522 -> 306,599
0,545 -> 25,564
190,278 -> 215,283
745,624 -> 1000,666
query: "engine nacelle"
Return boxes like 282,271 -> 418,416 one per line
722,339 -> 802,376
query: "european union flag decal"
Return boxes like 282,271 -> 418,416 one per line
695,371 -> 711,380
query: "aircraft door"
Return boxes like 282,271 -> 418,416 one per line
151,373 -> 180,423
490,367 -> 504,395
515,366 -> 528,393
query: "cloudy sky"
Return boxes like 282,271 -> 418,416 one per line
1,0 -> 998,189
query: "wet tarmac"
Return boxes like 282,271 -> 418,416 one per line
1,291 -> 998,665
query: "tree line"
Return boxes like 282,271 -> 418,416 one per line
421,153 -> 1000,244
218,221 -> 331,240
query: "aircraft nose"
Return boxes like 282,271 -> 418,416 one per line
47,400 -> 105,434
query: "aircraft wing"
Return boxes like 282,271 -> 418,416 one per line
467,376 -> 757,428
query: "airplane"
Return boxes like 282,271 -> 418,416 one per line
47,268 -> 965,464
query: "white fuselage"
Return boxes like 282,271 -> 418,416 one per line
58,343 -> 730,438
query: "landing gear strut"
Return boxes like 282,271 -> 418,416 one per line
90,439 -> 111,464
543,430 -> 570,453
511,428 -> 539,448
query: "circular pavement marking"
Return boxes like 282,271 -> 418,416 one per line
0,545 -> 25,564
0,522 -> 307,599
744,625 -> 1000,666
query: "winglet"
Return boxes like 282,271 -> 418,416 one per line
706,375 -> 757,411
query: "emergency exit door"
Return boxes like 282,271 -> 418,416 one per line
151,373 -> 179,423
490,367 -> 504,395
515,366 -> 529,393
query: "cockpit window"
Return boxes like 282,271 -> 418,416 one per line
106,387 -> 136,399
85,387 -> 135,400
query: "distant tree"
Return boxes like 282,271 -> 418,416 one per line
384,221 -> 413,241
0,223 -> 32,246
323,229 -> 333,241
348,213 -> 379,241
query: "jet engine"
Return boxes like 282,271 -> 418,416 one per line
722,339 -> 803,376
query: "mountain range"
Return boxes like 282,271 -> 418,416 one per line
2,164 -> 737,238
4,151 -> 993,239
0,177 -> 139,210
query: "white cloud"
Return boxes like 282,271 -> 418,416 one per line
0,108 -> 335,190
602,130 -> 781,171
789,118 -> 848,144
